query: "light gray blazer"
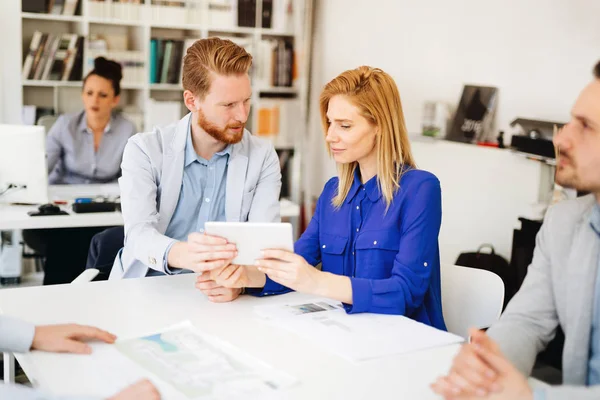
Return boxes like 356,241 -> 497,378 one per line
109,113 -> 282,279
487,194 -> 600,399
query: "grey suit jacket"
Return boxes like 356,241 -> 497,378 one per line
487,194 -> 600,399
110,113 -> 282,279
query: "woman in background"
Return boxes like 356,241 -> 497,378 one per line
25,57 -> 137,285
199,66 -> 446,330
47,56 -> 137,183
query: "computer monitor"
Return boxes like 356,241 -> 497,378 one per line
0,124 -> 49,204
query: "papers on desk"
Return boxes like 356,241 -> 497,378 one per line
254,299 -> 464,362
84,321 -> 295,400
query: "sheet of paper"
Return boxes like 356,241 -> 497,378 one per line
114,321 -> 296,399
254,299 -> 464,362
49,321 -> 296,400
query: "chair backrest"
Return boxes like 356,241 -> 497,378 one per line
36,114 -> 59,134
71,268 -> 99,284
441,263 -> 505,338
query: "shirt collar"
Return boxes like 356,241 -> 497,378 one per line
345,168 -> 382,204
590,203 -> 600,237
184,121 -> 232,167
79,111 -> 113,135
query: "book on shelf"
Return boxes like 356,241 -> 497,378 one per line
207,0 -> 236,28
150,39 -> 185,85
49,0 -> 66,14
149,36 -> 249,86
256,98 -> 300,149
22,31 -> 83,81
236,0 -> 293,31
237,0 -> 273,28
256,38 -> 294,88
22,0 -> 80,16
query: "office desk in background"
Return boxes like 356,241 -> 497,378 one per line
0,184 -> 301,230
0,274 -> 460,399
0,184 -> 301,285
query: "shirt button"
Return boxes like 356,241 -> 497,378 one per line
199,229 -> 204,233
356,228 -> 359,232
322,245 -> 326,249
424,262 -> 428,267
205,198 -> 210,203
373,241 -> 377,245
356,206 -> 360,210
352,252 -> 355,255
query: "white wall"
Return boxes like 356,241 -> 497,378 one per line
0,1 -> 23,124
305,0 -> 600,262
410,139 -> 549,263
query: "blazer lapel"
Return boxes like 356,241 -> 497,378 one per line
157,114 -> 189,233
225,134 -> 249,221
564,211 -> 599,384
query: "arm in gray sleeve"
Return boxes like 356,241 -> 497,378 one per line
486,205 -> 560,376
0,383 -> 102,400
0,316 -> 35,353
46,115 -> 66,174
247,143 -> 282,223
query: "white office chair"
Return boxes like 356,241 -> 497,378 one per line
441,263 -> 505,339
71,268 -> 99,284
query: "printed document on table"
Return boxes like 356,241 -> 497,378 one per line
254,299 -> 463,362
66,321 -> 296,400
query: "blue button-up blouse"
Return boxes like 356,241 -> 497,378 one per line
257,168 -> 446,330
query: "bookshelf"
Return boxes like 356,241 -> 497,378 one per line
18,0 -> 314,206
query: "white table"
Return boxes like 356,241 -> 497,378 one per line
0,274 -> 459,399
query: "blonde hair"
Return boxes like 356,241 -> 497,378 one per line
182,37 -> 252,99
319,66 -> 416,209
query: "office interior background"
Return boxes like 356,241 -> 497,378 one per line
0,0 -> 600,397
3,0 -> 599,266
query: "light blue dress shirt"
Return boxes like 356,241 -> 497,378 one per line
46,110 -> 137,184
148,121 -> 231,276
535,203 -> 600,399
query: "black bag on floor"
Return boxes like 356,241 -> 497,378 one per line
455,244 -> 517,309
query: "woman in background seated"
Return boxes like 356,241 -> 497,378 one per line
198,66 -> 446,330
47,56 -> 137,184
25,57 -> 136,285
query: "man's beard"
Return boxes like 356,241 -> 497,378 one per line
197,107 -> 245,145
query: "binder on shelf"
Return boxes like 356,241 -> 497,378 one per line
149,39 -> 158,84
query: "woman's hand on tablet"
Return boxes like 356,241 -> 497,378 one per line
256,250 -> 322,294
167,233 -> 237,273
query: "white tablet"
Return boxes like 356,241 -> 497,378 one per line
204,222 -> 294,265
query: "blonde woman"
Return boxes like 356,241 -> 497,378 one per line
203,66 -> 446,329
